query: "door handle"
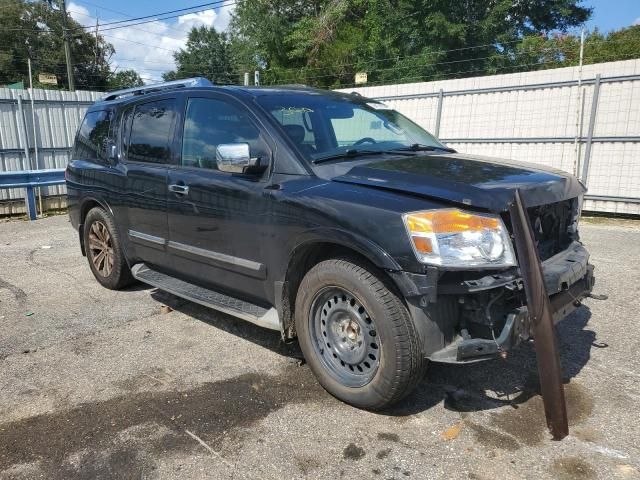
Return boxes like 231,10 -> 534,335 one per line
168,184 -> 189,195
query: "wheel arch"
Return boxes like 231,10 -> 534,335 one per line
78,197 -> 115,256
278,231 -> 402,339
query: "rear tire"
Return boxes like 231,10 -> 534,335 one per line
83,207 -> 135,290
295,258 -> 425,410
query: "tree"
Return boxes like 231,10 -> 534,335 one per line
107,69 -> 144,90
486,25 -> 640,74
163,26 -> 236,84
0,0 -> 115,90
229,0 -> 594,87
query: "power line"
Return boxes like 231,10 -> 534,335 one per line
100,34 -> 178,54
66,8 -> 193,41
97,3 -> 236,33
79,1 -> 233,28
3,39 -> 630,81
0,0 -> 236,34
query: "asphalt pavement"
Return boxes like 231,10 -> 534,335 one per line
0,214 -> 639,479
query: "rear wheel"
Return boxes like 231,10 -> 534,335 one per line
295,258 -> 425,410
83,207 -> 134,290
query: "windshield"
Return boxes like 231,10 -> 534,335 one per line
256,92 -> 447,162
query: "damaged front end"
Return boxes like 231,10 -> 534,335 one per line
426,197 -> 596,363
430,242 -> 595,363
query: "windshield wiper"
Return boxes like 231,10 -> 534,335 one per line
312,148 -> 414,164
394,143 -> 457,153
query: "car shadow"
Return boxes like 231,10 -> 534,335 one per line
385,306 -> 599,416
148,289 -> 304,360
146,288 -> 601,417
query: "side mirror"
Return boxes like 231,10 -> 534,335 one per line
106,140 -> 118,165
216,143 -> 265,174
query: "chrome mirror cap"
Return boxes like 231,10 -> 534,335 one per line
216,143 -> 251,173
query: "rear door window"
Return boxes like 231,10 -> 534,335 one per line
73,110 -> 111,162
126,99 -> 176,164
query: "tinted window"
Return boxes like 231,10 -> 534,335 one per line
74,110 -> 111,161
127,99 -> 176,163
331,108 -> 402,146
181,97 -> 268,170
269,107 -> 316,155
257,93 -> 444,161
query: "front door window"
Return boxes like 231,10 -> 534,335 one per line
181,97 -> 269,170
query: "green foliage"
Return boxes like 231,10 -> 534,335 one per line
227,0 -> 602,87
107,69 -> 144,90
487,26 -> 640,75
4,0 -> 638,92
0,0 -> 117,90
163,26 -> 237,84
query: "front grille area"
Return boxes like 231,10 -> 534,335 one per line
527,199 -> 576,261
503,198 -> 578,262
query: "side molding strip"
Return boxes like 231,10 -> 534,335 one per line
167,240 -> 266,279
128,230 -> 166,247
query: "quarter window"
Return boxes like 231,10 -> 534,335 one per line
73,110 -> 111,161
126,99 -> 176,163
181,97 -> 268,170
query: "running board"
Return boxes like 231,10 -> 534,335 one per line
131,263 -> 280,331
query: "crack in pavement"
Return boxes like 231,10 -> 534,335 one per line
0,276 -> 27,303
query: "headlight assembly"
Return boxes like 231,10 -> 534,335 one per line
402,208 -> 516,268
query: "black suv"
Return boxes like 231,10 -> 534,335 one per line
67,77 -> 594,409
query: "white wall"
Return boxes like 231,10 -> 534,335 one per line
339,59 -> 640,215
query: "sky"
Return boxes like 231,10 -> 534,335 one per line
583,0 -> 640,32
66,0 -> 640,84
67,1 -> 236,82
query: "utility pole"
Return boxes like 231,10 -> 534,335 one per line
94,14 -> 99,68
28,58 -> 43,215
59,0 -> 75,91
573,27 -> 585,176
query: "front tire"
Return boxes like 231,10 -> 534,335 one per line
83,207 -> 134,290
295,258 -> 425,410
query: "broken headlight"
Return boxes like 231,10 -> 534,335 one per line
402,208 -> 516,268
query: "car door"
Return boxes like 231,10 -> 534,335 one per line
119,96 -> 177,269
166,93 -> 275,303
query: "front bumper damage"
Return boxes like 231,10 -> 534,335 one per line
430,263 -> 594,362
405,241 -> 595,363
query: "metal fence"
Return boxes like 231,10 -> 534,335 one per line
1,59 -> 639,216
0,87 -> 101,215
342,59 -> 640,215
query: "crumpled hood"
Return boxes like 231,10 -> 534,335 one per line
331,153 -> 585,211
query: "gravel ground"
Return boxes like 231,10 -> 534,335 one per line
0,214 -> 639,480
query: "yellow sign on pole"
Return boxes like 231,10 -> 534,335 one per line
38,73 -> 58,85
355,72 -> 368,85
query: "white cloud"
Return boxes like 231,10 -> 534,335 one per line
67,2 -> 236,85
634,17 -> 640,26
178,5 -> 234,32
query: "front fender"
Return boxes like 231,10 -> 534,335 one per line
284,227 -> 402,276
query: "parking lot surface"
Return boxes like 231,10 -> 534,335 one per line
0,215 -> 639,479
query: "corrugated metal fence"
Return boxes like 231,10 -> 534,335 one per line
0,87 -> 100,215
1,59 -> 639,216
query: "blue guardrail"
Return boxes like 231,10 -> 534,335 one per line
0,169 -> 66,220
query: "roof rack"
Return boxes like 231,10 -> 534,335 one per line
101,77 -> 213,102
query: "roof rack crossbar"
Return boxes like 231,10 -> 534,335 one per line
101,77 -> 213,101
